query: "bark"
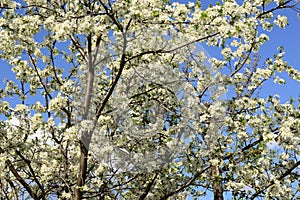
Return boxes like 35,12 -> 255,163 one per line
0,147 -> 39,200
74,143 -> 89,200
211,165 -> 224,200
74,34 -> 94,200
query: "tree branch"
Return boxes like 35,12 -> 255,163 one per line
160,166 -> 211,199
0,147 -> 39,200
249,160 -> 300,200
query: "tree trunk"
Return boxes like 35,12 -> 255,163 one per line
74,143 -> 89,200
211,165 -> 223,200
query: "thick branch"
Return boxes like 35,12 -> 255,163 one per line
160,166 -> 211,199
15,150 -> 47,200
74,34 -> 95,200
0,147 -> 39,200
126,32 -> 220,63
249,160 -> 300,200
139,173 -> 159,200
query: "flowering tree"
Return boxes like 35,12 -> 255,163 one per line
0,0 -> 300,199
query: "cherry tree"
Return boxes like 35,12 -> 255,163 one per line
0,0 -> 299,199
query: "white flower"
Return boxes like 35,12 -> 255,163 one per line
221,47 -> 232,58
210,159 -> 220,165
274,15 -> 288,28
49,95 -> 68,111
14,104 -> 29,112
96,163 -> 109,173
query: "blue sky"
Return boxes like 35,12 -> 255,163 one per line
1,0 -> 299,102
258,7 -> 300,101
175,0 -> 300,103
0,1 -> 299,199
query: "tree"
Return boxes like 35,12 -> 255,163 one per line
0,0 -> 299,199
